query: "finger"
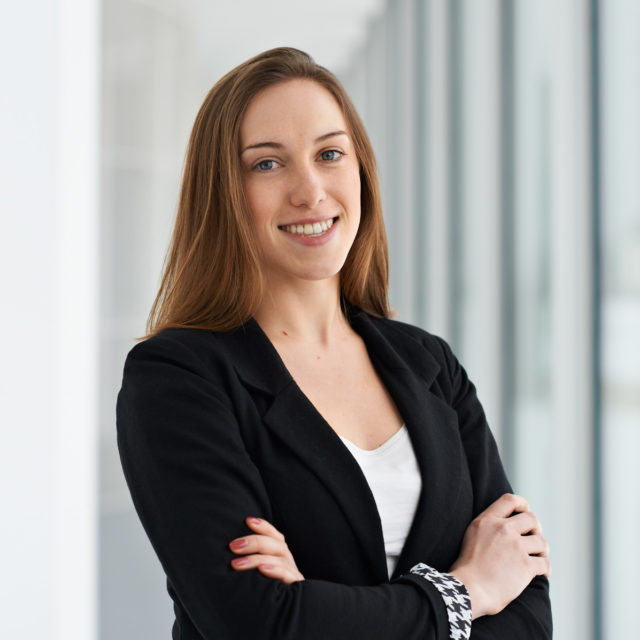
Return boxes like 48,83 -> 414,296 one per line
230,553 -> 285,572
507,511 -> 543,536
245,517 -> 285,541
522,534 -> 549,558
482,493 -> 530,519
530,554 -> 552,578
229,533 -> 290,557
257,563 -> 304,584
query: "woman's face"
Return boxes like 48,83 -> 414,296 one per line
240,79 -> 361,288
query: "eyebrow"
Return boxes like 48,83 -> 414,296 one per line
241,130 -> 348,154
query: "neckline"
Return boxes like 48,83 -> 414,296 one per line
339,424 -> 407,455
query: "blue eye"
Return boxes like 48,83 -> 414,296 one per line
255,159 -> 278,172
321,149 -> 342,161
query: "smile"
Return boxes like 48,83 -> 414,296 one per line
278,216 -> 338,238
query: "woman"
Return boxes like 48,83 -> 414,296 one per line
116,47 -> 552,639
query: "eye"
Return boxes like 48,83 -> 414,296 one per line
253,159 -> 280,172
320,149 -> 343,162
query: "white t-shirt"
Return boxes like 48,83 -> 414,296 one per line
339,424 -> 422,577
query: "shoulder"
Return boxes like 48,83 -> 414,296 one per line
121,326 -> 244,389
125,325 -> 253,364
121,321 -> 291,397
358,312 -> 458,373
117,327 -> 250,428
373,315 -> 448,349
127,327 -> 216,360
125,327 -> 215,369
349,310 -> 469,407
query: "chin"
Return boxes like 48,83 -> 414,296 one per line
296,267 -> 343,282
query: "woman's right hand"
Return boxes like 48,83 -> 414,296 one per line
448,493 -> 551,620
229,517 -> 305,584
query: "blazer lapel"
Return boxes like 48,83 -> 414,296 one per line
384,368 -> 468,578
349,311 -> 469,579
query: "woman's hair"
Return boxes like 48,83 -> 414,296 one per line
143,46 -> 390,339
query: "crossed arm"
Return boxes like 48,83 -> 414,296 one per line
117,331 -> 552,639
228,494 -> 550,621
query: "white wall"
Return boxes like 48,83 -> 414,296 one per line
0,1 -> 100,639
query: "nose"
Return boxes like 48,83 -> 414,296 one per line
288,164 -> 326,209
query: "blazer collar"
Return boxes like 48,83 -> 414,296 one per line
224,307 -> 442,395
216,309 -> 465,583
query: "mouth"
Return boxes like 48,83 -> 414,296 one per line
278,216 -> 339,238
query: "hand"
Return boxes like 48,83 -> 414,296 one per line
229,517 -> 305,584
448,493 -> 551,620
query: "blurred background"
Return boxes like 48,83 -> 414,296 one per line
1,0 -> 638,638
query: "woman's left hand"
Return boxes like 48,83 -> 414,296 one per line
229,517 -> 305,584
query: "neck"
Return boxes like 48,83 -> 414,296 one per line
253,274 -> 351,346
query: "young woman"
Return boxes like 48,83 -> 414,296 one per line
116,47 -> 552,639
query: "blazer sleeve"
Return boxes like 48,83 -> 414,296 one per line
432,335 -> 553,639
116,332 -> 454,640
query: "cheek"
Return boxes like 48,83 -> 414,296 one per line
344,172 -> 362,221
346,163 -> 361,198
244,180 -> 274,227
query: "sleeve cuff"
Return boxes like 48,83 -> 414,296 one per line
409,562 -> 472,640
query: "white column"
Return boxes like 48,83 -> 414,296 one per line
0,1 -> 100,639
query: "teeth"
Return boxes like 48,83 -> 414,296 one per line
281,218 -> 336,236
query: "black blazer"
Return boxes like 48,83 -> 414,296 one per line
116,307 -> 552,639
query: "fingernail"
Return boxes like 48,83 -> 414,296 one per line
232,557 -> 248,566
249,517 -> 261,525
230,538 -> 247,550
260,564 -> 275,570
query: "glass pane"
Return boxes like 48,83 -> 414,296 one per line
601,0 -> 640,635
512,0 -> 553,529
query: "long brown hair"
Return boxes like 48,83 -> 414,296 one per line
143,47 -> 390,339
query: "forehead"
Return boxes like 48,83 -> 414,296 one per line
240,79 -> 349,145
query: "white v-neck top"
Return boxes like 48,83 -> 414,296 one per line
339,425 -> 422,578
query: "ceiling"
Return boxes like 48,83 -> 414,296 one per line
137,0 -> 386,81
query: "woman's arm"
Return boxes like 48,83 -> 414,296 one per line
236,495 -> 549,622
432,335 -> 553,639
116,332 -> 451,640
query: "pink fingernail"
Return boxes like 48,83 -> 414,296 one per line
230,538 -> 247,550
260,564 -> 275,570
249,517 -> 261,525
232,557 -> 248,566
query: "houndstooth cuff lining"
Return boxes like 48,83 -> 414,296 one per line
409,562 -> 472,640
